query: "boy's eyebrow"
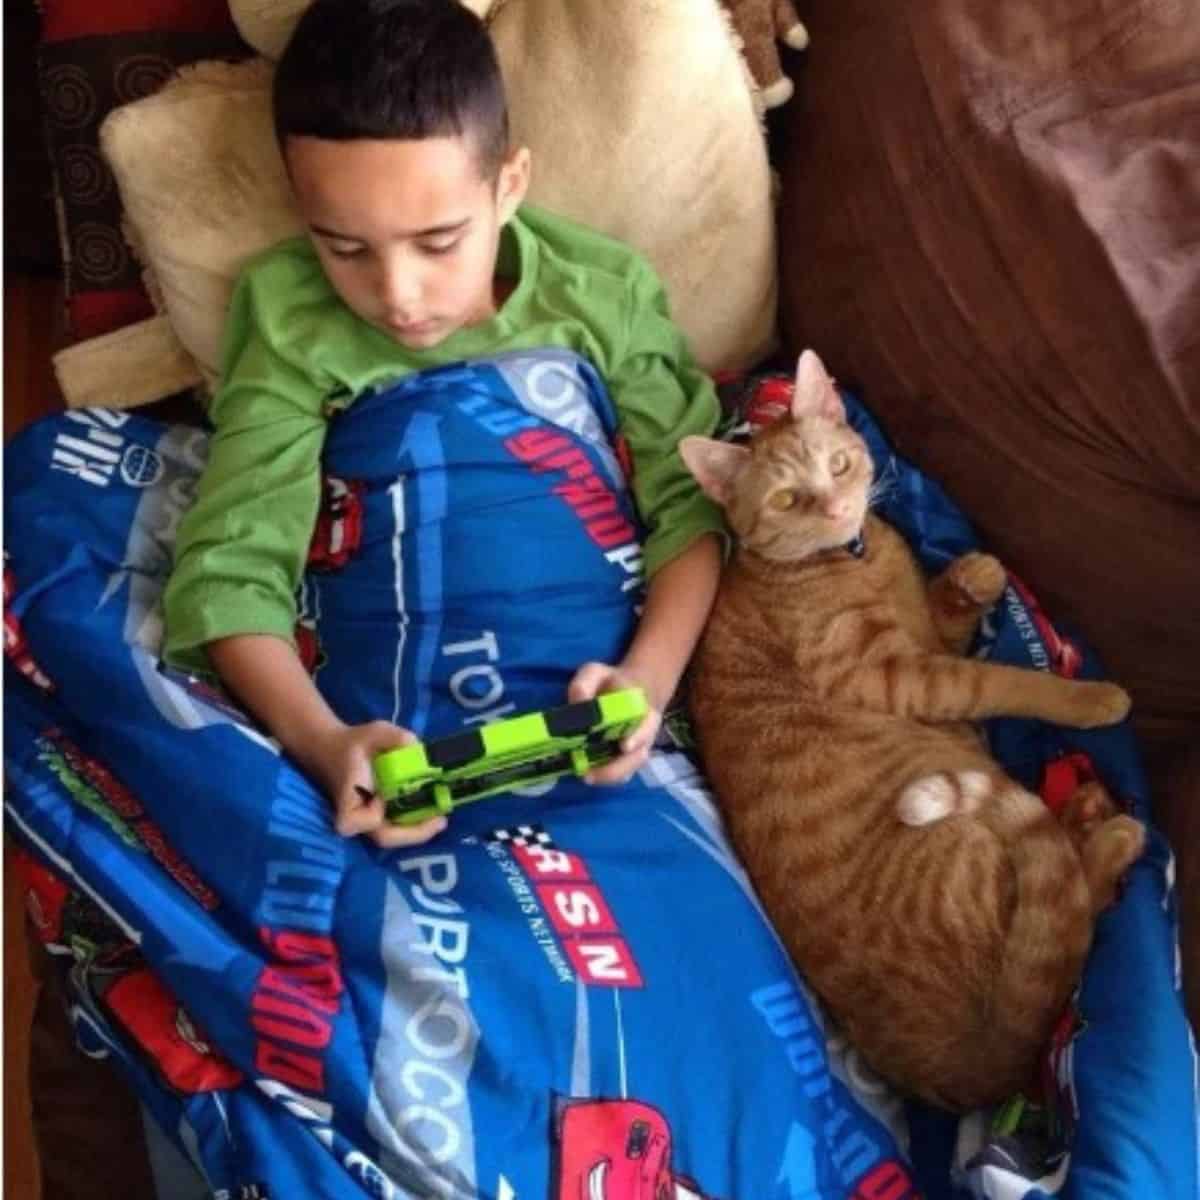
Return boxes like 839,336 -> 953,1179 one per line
309,218 -> 472,242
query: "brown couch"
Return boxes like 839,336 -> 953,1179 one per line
779,0 -> 1199,1026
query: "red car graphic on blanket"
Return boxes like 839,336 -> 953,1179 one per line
4,560 -> 53,691
553,1098 -> 716,1200
308,475 -> 366,571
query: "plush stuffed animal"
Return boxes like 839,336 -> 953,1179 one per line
722,0 -> 809,108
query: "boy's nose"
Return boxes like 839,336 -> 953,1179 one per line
378,263 -> 421,313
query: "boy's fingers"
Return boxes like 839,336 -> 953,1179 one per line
586,744 -> 649,786
568,662 -> 611,703
335,791 -> 385,836
370,815 -> 448,848
620,712 -> 659,754
362,721 -> 417,754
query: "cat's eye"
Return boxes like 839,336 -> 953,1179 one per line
769,489 -> 797,511
830,451 -> 851,476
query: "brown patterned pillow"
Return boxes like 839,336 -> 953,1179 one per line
37,0 -> 249,340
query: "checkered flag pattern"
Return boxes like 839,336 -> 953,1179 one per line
484,823 -> 555,848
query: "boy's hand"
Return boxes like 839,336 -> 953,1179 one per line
206,636 -> 445,847
567,662 -> 663,785
305,720 -> 447,848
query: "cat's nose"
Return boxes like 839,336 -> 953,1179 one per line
823,499 -> 850,519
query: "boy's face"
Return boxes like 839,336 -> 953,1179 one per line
285,134 -> 530,350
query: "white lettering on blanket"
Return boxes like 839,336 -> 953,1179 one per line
363,854 -> 481,1197
49,408 -> 130,488
485,840 -> 575,983
1005,587 -> 1050,671
444,629 -> 516,725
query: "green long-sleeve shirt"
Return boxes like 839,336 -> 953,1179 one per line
163,204 -> 724,672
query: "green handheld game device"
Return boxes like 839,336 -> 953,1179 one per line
373,688 -> 648,825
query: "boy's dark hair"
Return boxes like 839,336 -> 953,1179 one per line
273,0 -> 509,177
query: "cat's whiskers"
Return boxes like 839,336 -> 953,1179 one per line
866,479 -> 896,512
866,461 -> 901,512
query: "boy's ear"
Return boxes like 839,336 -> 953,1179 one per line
496,145 -> 531,225
791,348 -> 845,424
679,436 -> 750,508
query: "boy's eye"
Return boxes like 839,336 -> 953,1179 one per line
328,245 -> 367,260
830,451 -> 850,476
769,489 -> 797,511
421,239 -> 461,256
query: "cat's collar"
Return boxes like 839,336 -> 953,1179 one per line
741,528 -> 867,571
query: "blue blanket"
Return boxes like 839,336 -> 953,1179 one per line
4,351 -> 1196,1200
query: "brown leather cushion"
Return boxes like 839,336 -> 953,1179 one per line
1152,743 -> 1200,1032
778,0 -> 1200,766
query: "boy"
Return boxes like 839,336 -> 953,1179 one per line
163,0 -> 724,848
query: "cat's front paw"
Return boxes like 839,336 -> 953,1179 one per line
1065,681 -> 1132,728
946,552 -> 1006,611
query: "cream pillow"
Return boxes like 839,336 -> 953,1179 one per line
232,0 -> 495,57
95,0 -> 774,402
100,58 -> 297,393
490,0 -> 776,369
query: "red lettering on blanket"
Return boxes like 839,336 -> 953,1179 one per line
562,938 -> 644,988
555,484 -> 617,520
585,514 -> 637,549
266,929 -> 338,963
251,994 -> 335,1049
536,447 -> 593,479
254,1042 -> 325,1094
250,927 -> 343,1095
538,883 -> 619,936
498,833 -> 644,989
506,428 -> 570,463
257,966 -> 340,1014
851,1159 -> 918,1200
503,429 -> 638,553
512,843 -> 588,881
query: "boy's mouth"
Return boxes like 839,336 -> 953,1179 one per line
386,317 -> 437,336
384,317 -> 443,344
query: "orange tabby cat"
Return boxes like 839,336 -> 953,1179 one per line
680,350 -> 1145,1111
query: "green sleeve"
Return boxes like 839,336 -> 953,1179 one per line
610,263 -> 728,578
162,272 -> 327,674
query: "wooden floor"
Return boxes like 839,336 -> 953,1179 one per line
4,271 -> 63,1200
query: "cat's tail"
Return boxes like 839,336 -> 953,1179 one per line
958,786 -> 1093,1104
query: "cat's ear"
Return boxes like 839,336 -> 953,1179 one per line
791,349 -> 845,424
679,436 -> 751,507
